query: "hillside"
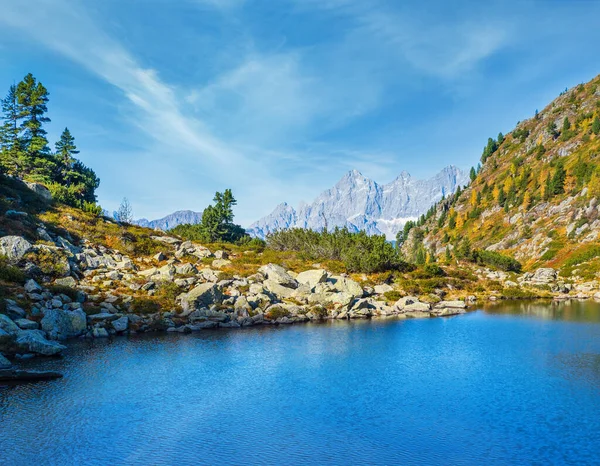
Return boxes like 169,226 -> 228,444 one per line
413,74 -> 600,279
248,166 -> 468,239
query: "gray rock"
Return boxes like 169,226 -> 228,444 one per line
264,279 -> 296,299
0,314 -> 20,336
111,316 -> 128,332
0,353 -> 12,369
16,331 -> 66,355
0,236 -> 32,263
296,269 -> 328,288
531,268 -> 558,284
88,312 -> 119,322
41,309 -> 87,340
24,181 -> 52,200
258,264 -> 298,289
15,319 -> 39,330
54,277 -> 77,288
373,284 -> 394,294
214,250 -> 229,260
181,283 -> 224,311
329,276 -> 363,298
212,259 -> 232,269
434,300 -> 466,309
4,299 -> 26,320
92,327 -> 109,338
24,279 -> 42,293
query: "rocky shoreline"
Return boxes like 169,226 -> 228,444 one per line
1,232 -> 600,376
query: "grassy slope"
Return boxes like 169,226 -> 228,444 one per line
425,74 -> 600,279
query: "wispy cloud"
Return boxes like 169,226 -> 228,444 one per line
296,0 -> 510,79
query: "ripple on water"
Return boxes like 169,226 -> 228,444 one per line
2,304 -> 600,465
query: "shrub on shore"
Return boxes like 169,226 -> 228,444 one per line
266,227 -> 409,274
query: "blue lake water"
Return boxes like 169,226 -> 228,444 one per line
2,300 -> 600,465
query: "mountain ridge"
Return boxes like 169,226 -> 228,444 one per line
248,165 -> 469,239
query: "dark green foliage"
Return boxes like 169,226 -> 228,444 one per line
473,250 -> 522,272
0,255 -> 26,284
550,159 -> 566,195
573,157 -> 596,190
469,166 -> 477,181
560,116 -> 575,141
237,236 -> 266,251
512,127 -> 530,143
0,74 -> 100,209
267,227 -> 409,273
592,116 -> 600,135
172,189 -> 248,243
547,121 -> 559,139
563,245 -> 600,268
481,137 -> 498,164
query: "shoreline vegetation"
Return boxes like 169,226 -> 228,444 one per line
2,74 -> 600,379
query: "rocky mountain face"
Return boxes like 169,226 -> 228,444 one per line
135,210 -> 203,231
418,73 -> 600,279
248,166 -> 469,239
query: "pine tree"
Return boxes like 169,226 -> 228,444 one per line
445,246 -> 452,262
550,159 -> 567,195
592,116 -> 600,135
497,132 -> 504,144
0,85 -> 25,174
469,166 -> 477,182
16,73 -> 51,172
54,127 -> 79,185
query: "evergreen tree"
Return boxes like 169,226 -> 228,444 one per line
445,246 -> 452,262
469,166 -> 477,182
17,74 -> 50,157
54,127 -> 79,185
497,132 -> 504,144
0,85 -> 25,174
550,159 -> 567,195
592,116 -> 600,135
547,121 -> 558,139
497,187 -> 506,206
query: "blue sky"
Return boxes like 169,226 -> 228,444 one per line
1,0 -> 599,225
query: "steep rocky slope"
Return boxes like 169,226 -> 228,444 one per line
418,74 -> 600,279
249,166 -> 468,239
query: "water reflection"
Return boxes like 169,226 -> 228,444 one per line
482,299 -> 600,322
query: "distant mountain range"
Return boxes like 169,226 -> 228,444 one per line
247,166 -> 469,239
135,210 -> 203,231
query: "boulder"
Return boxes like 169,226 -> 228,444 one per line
531,268 -> 558,284
16,331 -> 66,355
434,300 -> 467,309
0,236 -> 32,263
41,309 -> 87,340
0,353 -> 12,369
214,250 -> 229,260
373,284 -> 394,294
24,279 -> 42,293
88,312 -> 119,322
15,319 -> 39,330
4,299 -> 26,320
296,269 -> 328,289
24,181 -> 52,200
181,283 -> 224,311
212,259 -> 232,269
264,280 -> 296,299
111,316 -> 129,332
258,264 -> 298,289
329,276 -> 363,298
0,314 -> 20,336
393,296 -> 419,310
92,327 -> 109,338
404,302 -> 432,312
